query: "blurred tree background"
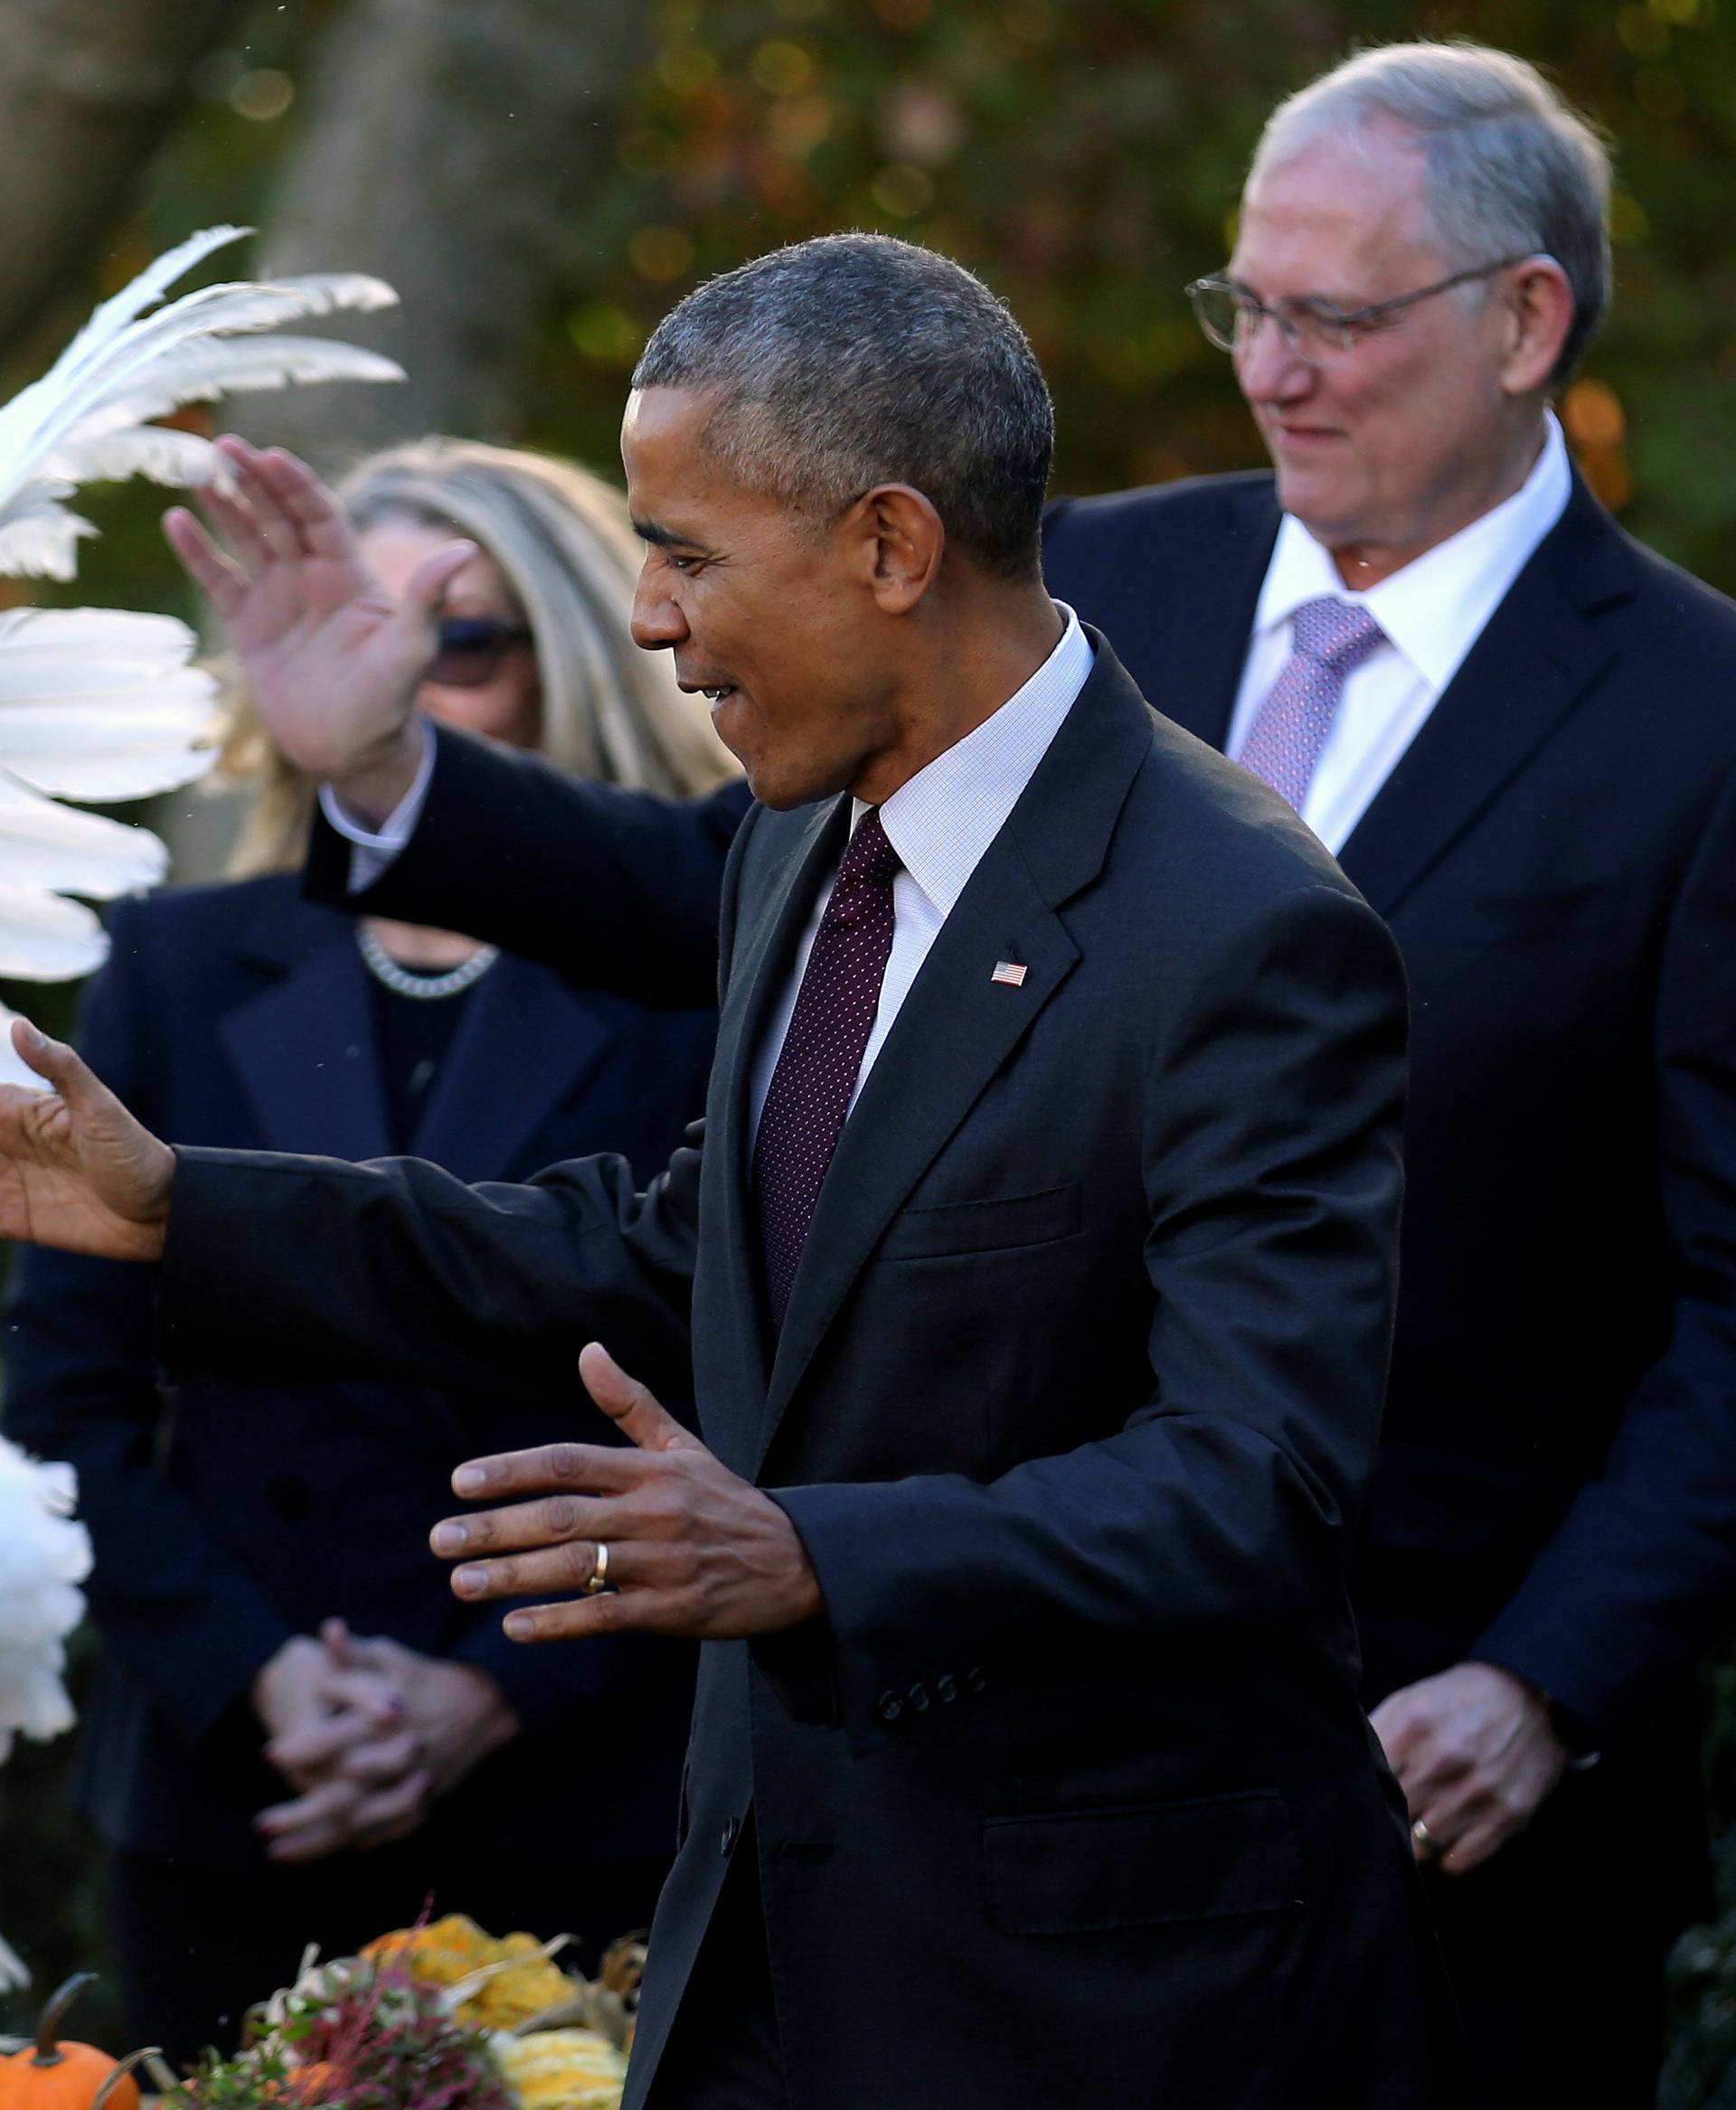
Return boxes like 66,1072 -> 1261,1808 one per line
0,0 -> 1731,2096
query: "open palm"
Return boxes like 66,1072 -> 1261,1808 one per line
163,435 -> 474,787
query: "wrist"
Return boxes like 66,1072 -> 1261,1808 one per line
328,718 -> 425,829
143,1136 -> 176,1227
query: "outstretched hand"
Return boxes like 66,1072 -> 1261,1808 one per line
431,1342 -> 826,1644
163,435 -> 474,818
0,1020 -> 175,1258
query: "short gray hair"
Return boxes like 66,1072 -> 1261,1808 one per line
632,233 -> 1053,579
1253,42 -> 1612,383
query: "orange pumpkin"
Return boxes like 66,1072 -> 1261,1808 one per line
0,1975 -> 142,2110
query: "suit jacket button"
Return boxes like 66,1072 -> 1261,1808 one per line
720,1815 -> 741,1857
936,1673 -> 958,1704
877,1690 -> 903,1723
965,1665 -> 987,1696
908,1681 -> 930,1712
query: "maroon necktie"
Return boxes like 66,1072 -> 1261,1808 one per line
752,806 -> 901,1329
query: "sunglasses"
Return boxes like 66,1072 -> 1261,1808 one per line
426,615 -> 533,688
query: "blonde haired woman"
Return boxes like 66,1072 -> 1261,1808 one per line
2,438 -> 735,2062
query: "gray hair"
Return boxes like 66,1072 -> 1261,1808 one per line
1252,42 -> 1612,383
632,233 -> 1053,579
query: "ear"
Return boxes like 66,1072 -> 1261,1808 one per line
1499,256 -> 1577,398
840,485 -> 945,613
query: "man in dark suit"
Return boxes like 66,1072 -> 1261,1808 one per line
0,234 -> 1456,2106
235,42 -> 1736,2105
1043,43 -> 1736,2106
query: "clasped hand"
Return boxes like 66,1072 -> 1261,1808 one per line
251,1622 -> 518,1863
1371,1660 -> 1570,1876
431,1342 -> 825,1644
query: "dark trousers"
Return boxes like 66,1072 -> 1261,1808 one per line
112,1842 -> 672,2069
1359,1597 -> 1706,2110
646,1831 -> 790,2110
1419,1776 -> 1675,2110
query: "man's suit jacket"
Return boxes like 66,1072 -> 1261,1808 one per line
1042,474 -> 1736,1781
320,471 -> 1736,1786
1,874 -> 711,1878
166,644 -> 1458,2108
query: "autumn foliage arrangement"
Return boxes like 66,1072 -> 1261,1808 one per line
0,1916 -> 638,2110
138,1917 -> 639,2110
165,1954 -> 510,2110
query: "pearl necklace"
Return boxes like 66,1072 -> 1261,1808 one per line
356,926 -> 500,1001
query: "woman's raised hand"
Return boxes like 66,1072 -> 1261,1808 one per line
163,436 -> 475,821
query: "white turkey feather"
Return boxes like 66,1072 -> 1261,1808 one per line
0,881 -> 108,979
0,1433 -> 91,1762
0,226 -> 401,579
77,335 -> 404,434
42,423 -> 222,492
0,692 -> 213,735
0,609 -> 217,796
0,774 -> 166,896
0,231 -> 402,1044
0,496 -> 95,581
47,223 -> 250,390
22,272 -> 398,446
4,739 -> 214,805
0,605 -> 212,664
0,608 -> 218,799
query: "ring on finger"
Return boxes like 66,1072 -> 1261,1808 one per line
1410,1816 -> 1441,1859
584,1540 -> 611,1595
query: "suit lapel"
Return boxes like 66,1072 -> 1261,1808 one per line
218,894 -> 393,1162
1144,477 -> 1278,749
752,641 -> 1153,1471
409,953 -> 610,1183
712,796 -> 852,1405
1335,476 -> 1637,917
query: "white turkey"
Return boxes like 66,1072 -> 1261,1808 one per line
0,229 -> 403,1984
0,222 -> 402,1085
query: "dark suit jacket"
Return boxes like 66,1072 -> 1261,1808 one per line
1042,474 -> 1736,1770
166,644 -> 1458,2108
320,472 -> 1736,1774
1,874 -> 712,1873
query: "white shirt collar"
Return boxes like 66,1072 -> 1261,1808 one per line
1254,410 -> 1572,691
853,602 -> 1092,922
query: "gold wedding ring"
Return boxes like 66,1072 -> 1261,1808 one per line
584,1540 -> 610,1595
1410,1816 -> 1439,1859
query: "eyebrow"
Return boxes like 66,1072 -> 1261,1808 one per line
631,515 -> 700,550
1227,272 -> 1366,312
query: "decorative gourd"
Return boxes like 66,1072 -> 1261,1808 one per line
0,1974 -> 145,2110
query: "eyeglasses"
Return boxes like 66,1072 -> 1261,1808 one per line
1185,256 -> 1529,367
425,615 -> 534,688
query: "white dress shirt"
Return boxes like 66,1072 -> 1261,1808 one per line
321,721 -> 439,893
750,604 -> 1093,1138
1225,411 -> 1571,852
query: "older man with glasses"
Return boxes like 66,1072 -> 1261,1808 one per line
1043,40 -> 1736,2107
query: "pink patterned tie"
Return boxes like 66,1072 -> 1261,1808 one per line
752,807 -> 901,1329
1238,596 -> 1387,814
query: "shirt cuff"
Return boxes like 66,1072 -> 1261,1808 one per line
316,717 -> 436,892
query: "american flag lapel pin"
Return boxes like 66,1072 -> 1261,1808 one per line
991,959 -> 1028,987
